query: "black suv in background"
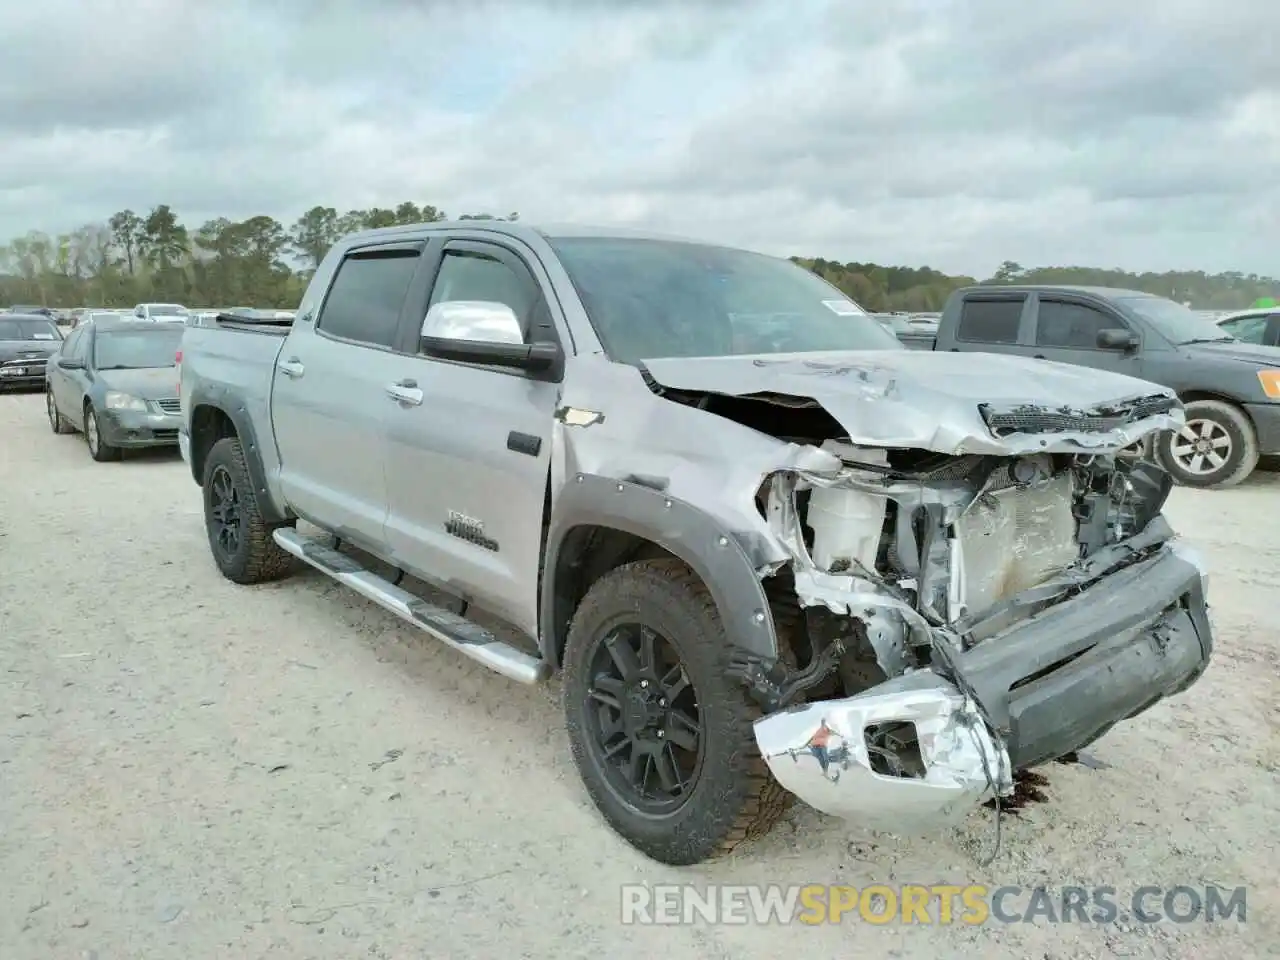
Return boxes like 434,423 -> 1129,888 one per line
0,313 -> 63,391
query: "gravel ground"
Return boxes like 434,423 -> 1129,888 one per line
1,390 -> 1277,959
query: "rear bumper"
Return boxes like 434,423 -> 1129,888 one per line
1244,402 -> 1280,455
98,409 -> 183,448
753,542 -> 1212,830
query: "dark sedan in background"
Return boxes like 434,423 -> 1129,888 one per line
45,318 -> 184,462
0,313 -> 63,390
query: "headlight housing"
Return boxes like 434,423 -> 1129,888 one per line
104,391 -> 147,411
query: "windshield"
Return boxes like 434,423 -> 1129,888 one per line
0,317 -> 60,340
93,327 -> 184,369
147,304 -> 188,317
1121,297 -> 1234,344
548,237 -> 900,363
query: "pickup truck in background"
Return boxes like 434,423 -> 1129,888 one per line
892,285 -> 1280,488
177,223 -> 1212,865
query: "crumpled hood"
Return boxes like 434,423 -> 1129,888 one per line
98,366 -> 178,400
1182,340 -> 1280,366
641,350 -> 1181,455
0,340 -> 59,364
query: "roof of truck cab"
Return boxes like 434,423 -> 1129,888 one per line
342,220 -> 729,247
953,284 -> 1155,299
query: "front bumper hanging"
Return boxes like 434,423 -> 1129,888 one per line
752,542 -> 1213,830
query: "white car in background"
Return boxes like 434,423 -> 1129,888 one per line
133,303 -> 190,323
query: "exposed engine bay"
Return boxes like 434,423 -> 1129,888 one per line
765,442 -> 1174,672
742,440 -> 1192,832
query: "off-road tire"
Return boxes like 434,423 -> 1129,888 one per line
47,390 -> 73,434
201,436 -> 296,584
562,558 -> 793,865
84,404 -> 120,462
1156,399 -> 1258,489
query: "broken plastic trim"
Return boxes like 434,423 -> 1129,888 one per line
752,670 -> 1013,830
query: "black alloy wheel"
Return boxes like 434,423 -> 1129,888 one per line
208,463 -> 243,563
582,621 -> 705,815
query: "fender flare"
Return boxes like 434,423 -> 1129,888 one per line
186,384 -> 290,525
538,472 -> 780,668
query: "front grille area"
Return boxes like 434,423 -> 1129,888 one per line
153,398 -> 181,414
953,473 -> 1079,620
2,356 -> 48,370
979,394 -> 1176,438
151,429 -> 178,441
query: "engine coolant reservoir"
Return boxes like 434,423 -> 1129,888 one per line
807,448 -> 889,574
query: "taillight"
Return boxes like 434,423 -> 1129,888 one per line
175,349 -> 182,398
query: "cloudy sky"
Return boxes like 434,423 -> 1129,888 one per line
0,0 -> 1276,278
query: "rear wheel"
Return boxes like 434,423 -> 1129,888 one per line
201,436 -> 295,584
562,558 -> 791,865
84,405 -> 120,461
1156,400 -> 1258,488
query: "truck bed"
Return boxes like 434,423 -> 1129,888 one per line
179,319 -> 289,482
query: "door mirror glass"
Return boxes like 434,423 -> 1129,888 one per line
421,301 -> 523,345
1097,328 -> 1138,350
58,357 -> 85,369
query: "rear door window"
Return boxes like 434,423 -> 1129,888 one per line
957,298 -> 1024,343
316,248 -> 422,349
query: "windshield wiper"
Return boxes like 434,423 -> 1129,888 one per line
1179,337 -> 1235,345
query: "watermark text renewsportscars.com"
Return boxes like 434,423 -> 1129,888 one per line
620,884 -> 1247,926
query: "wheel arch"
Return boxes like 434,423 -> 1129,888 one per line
186,390 -> 291,525
1177,391 -> 1257,433
539,473 -> 780,671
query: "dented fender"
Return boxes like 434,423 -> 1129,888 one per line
539,473 -> 782,666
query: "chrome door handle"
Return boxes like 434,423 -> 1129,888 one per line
277,358 -> 305,378
385,380 -> 423,406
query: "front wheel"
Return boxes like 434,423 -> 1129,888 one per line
47,389 -> 73,434
84,405 -> 120,461
562,558 -> 791,865
1156,399 -> 1258,489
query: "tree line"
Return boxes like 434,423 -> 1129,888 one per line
795,258 -> 1279,313
0,203 -> 518,310
1,202 -> 1274,311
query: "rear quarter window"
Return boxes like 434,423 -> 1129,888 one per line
957,297 -> 1024,344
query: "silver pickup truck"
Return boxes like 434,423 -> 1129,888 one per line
178,222 -> 1213,865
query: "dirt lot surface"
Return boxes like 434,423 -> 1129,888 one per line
1,391 -> 1276,959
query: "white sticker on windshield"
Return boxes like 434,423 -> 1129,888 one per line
822,299 -> 864,316
32,333 -> 55,339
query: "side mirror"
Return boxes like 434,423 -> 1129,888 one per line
58,357 -> 84,369
422,300 -> 524,344
419,301 -> 560,372
1097,328 -> 1139,351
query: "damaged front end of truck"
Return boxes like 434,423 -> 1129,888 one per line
560,353 -> 1215,834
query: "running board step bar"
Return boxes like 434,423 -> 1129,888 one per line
272,528 -> 549,685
